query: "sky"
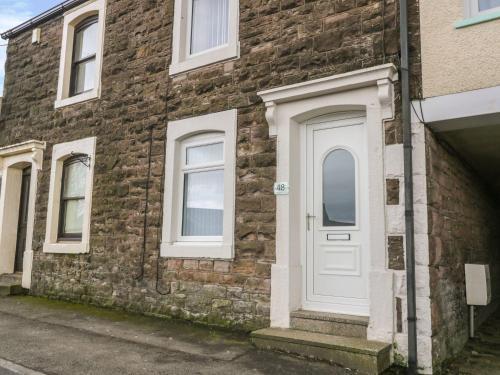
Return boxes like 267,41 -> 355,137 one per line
0,0 -> 61,95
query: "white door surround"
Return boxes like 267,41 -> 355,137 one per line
258,64 -> 398,343
304,114 -> 370,315
0,141 -> 45,289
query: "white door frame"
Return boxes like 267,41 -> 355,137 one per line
258,64 -> 398,343
0,141 -> 45,289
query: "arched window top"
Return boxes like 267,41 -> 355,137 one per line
322,148 -> 356,227
74,16 -> 98,57
70,15 -> 98,97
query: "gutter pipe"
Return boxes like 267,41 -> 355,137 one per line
399,0 -> 418,373
1,0 -> 88,40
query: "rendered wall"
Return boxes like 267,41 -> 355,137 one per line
420,0 -> 500,98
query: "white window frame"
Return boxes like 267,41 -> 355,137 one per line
466,0 -> 500,17
43,137 -> 96,254
161,109 -> 237,259
169,0 -> 239,76
178,134 -> 225,242
55,0 -> 106,109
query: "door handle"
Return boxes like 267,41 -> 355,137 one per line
306,213 -> 316,231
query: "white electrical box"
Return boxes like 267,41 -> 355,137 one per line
32,28 -> 41,44
465,264 -> 491,306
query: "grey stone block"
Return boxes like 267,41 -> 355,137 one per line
290,310 -> 369,338
251,328 -> 392,374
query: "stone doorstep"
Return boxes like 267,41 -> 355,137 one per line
0,273 -> 22,284
0,274 -> 26,297
290,310 -> 369,338
251,328 -> 392,375
0,283 -> 26,297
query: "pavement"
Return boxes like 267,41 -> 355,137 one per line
443,306 -> 500,374
0,296 -> 356,375
6,295 -> 497,375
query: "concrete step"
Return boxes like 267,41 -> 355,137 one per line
251,328 -> 391,375
0,274 -> 25,297
290,310 -> 369,338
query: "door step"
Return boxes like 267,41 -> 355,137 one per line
251,328 -> 391,374
291,310 -> 369,338
0,274 -> 25,297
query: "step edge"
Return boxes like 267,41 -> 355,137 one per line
290,316 -> 369,328
251,329 -> 391,356
289,326 -> 367,339
290,311 -> 370,326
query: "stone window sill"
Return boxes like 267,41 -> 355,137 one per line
161,242 -> 233,259
455,10 -> 500,28
169,45 -> 239,76
54,90 -> 99,109
43,242 -> 89,254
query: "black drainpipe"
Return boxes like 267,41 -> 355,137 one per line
399,0 -> 418,372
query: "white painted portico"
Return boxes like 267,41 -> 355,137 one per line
258,64 -> 399,343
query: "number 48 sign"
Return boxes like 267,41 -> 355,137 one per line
273,182 -> 289,195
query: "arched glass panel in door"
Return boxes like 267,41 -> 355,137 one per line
322,149 -> 356,227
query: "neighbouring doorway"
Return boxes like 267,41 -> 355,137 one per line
14,167 -> 32,273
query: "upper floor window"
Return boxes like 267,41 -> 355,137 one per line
478,0 -> 500,12
70,17 -> 98,97
467,0 -> 500,16
170,0 -> 239,75
55,0 -> 106,109
190,0 -> 229,55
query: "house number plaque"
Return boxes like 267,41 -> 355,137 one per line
274,182 -> 289,195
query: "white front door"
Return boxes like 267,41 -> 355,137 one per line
304,114 -> 370,316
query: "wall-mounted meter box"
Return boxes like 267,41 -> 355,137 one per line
465,264 -> 491,306
32,28 -> 41,44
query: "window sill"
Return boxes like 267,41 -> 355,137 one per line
455,10 -> 500,28
54,89 -> 99,109
169,44 -> 239,76
161,242 -> 233,259
43,242 -> 89,254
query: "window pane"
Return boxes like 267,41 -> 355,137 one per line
182,169 -> 224,236
63,160 -> 87,198
73,59 -> 96,94
190,0 -> 229,54
186,142 -> 223,165
63,199 -> 85,234
479,0 -> 500,10
74,20 -> 98,61
323,149 -> 356,227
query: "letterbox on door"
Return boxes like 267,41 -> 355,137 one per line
465,264 -> 491,306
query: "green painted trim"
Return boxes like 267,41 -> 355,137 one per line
455,10 -> 500,28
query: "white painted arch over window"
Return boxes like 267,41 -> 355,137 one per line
43,137 -> 96,254
55,0 -> 106,109
161,109 -> 237,259
169,0 -> 239,75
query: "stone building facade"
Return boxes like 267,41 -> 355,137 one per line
1,0 -> 498,374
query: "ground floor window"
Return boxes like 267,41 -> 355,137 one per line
161,110 -> 237,259
43,137 -> 96,254
58,155 -> 89,240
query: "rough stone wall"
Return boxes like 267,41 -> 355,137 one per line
1,0 -> 403,331
426,129 -> 500,368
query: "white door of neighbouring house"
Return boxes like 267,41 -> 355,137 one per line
304,113 -> 370,316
